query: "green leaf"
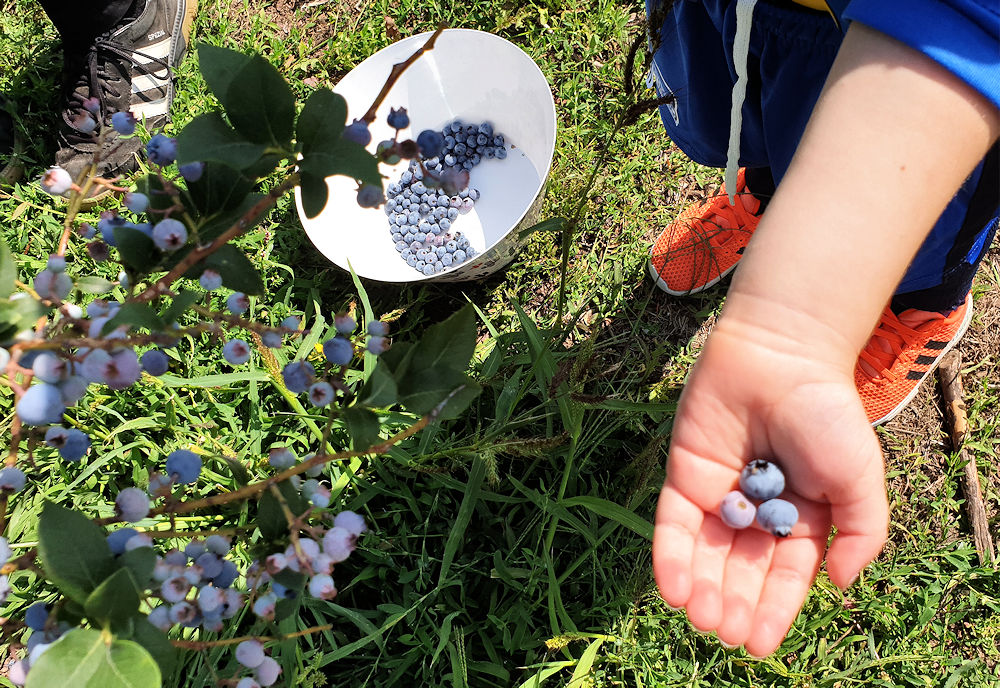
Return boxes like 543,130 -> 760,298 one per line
101,303 -> 165,335
256,481 -> 308,542
0,296 -> 44,346
438,457 -> 486,585
75,276 -> 115,294
560,496 -> 654,540
343,406 -> 381,452
26,628 -> 161,688
85,568 -> 142,627
158,289 -> 201,325
198,43 -> 253,106
0,238 -> 15,298
135,174 -> 179,215
225,55 -> 296,147
434,375 -> 481,420
297,88 -> 348,155
360,362 -> 398,407
410,304 -> 477,374
398,368 -> 479,416
201,244 -> 264,295
129,618 -> 177,677
380,341 -> 415,385
186,162 -> 254,216
271,568 -> 306,591
116,548 -> 156,587
274,596 -> 301,624
176,112 -> 268,170
113,227 -> 160,274
197,193 -> 267,242
517,216 -> 566,241
299,141 -> 381,186
38,502 -> 115,603
220,454 -> 251,486
298,169 -> 329,220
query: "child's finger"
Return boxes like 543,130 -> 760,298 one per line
826,464 -> 889,589
716,527 -> 775,648
684,514 -> 735,631
744,535 -> 825,658
652,485 -> 704,609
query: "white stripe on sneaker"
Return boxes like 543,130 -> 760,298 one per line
131,73 -> 170,94
134,39 -> 172,64
131,96 -> 170,119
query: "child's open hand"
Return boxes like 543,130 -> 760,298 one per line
652,314 -> 889,656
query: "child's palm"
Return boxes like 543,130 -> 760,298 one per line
652,328 -> 888,656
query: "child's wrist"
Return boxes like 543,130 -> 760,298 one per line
714,289 -> 862,375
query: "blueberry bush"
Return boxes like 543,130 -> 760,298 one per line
0,30 -> 490,687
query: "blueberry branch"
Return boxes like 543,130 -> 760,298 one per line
360,26 -> 445,124
134,173 -> 301,303
170,623 -> 334,650
93,386 -> 465,524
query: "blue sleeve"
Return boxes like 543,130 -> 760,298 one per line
840,0 -> 1000,111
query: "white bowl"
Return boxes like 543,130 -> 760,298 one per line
294,29 -> 557,283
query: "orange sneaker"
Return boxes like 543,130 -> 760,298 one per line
857,293 -> 973,426
649,168 -> 763,295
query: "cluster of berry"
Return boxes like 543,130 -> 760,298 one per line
383,120 -> 508,275
279,316 -> 389,407
719,459 -> 800,536
6,592 -> 73,685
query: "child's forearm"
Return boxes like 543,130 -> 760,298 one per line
721,23 -> 999,369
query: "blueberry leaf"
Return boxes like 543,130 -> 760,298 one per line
84,567 -> 142,628
113,227 -> 160,274
225,55 -> 296,148
410,304 -> 477,374
197,43 -> 253,107
159,289 -> 201,326
101,303 -> 166,336
298,141 -> 382,186
37,502 -> 115,603
343,406 -> 381,451
128,617 -> 177,677
176,112 -> 268,171
75,276 -> 115,294
298,169 -> 329,220
25,628 -> 160,688
297,88 -> 348,155
398,367 -> 480,416
201,244 -> 265,296
360,362 -> 398,407
186,162 -> 254,216
116,547 -> 157,587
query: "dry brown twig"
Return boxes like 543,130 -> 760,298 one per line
937,350 -> 996,566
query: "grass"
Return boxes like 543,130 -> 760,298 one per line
1,0 -> 999,686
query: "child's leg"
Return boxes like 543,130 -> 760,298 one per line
647,0 -> 841,294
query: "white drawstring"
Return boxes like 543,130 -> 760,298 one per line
725,0 -> 758,204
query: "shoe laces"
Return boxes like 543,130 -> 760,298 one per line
857,309 -> 924,382
680,191 -> 760,252
63,34 -> 172,143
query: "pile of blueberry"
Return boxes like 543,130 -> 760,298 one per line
383,119 -> 509,276
719,459 -> 799,536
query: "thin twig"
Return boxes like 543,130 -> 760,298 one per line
170,623 -> 333,649
361,27 -> 445,123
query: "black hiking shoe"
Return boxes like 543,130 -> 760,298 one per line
54,0 -> 198,191
0,96 -> 23,184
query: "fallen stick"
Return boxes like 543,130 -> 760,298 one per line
937,351 -> 997,566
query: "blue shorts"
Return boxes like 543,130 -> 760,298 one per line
648,0 -> 999,311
